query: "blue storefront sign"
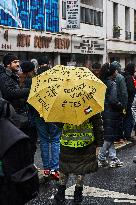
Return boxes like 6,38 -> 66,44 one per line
0,0 -> 59,32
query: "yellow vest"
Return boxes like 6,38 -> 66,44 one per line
61,120 -> 95,148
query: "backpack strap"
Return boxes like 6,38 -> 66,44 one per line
0,119 -> 29,158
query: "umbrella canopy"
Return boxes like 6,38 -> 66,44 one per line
28,65 -> 106,125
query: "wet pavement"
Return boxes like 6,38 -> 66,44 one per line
27,142 -> 136,205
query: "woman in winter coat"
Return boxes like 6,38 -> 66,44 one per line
19,61 -> 38,163
98,63 -> 124,168
54,113 -> 103,204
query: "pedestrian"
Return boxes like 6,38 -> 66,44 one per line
34,56 -> 62,180
131,95 -> 136,164
19,61 -> 38,162
54,114 -> 103,204
98,63 -> 124,168
91,62 -> 101,78
123,63 -> 136,141
110,61 -> 128,142
0,53 -> 29,129
0,53 -> 29,111
20,61 -> 35,88
37,56 -> 50,75
31,58 -> 38,74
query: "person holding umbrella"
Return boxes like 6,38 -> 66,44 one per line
54,113 -> 103,204
27,65 -> 106,203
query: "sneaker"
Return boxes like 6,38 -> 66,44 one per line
109,158 -> 123,168
43,169 -> 50,178
98,159 -> 109,167
50,170 -> 59,181
133,156 -> 136,163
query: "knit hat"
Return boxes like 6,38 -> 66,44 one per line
37,56 -> 49,66
125,63 -> 135,75
109,63 -> 118,76
3,53 -> 19,67
20,61 -> 35,73
110,61 -> 121,72
92,63 -> 101,70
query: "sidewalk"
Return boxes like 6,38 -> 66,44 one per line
35,135 -> 136,183
115,133 -> 136,151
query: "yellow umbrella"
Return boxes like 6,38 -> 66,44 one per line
28,65 -> 106,125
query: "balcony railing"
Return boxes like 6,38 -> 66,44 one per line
125,31 -> 131,40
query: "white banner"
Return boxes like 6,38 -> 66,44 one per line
0,0 -> 22,27
66,0 -> 80,30
0,28 -> 71,53
72,36 -> 105,54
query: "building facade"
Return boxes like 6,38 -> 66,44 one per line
59,0 -> 105,67
105,0 -> 136,69
0,0 -> 59,32
0,0 -> 60,64
59,0 -> 136,68
0,0 -> 136,69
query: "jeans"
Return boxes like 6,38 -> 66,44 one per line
35,117 -> 61,170
98,140 -> 116,161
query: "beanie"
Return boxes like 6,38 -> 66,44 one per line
3,53 -> 19,67
20,61 -> 35,73
125,63 -> 135,75
110,61 -> 121,72
109,63 -> 118,76
92,63 -> 101,70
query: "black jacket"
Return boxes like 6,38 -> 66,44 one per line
59,114 -> 103,175
124,74 -> 135,106
102,78 -> 123,142
0,66 -> 29,112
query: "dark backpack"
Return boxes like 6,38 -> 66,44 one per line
0,119 -> 39,205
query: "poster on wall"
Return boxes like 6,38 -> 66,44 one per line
0,0 -> 59,32
66,0 -> 80,30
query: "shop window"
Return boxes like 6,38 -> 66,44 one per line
62,1 -> 66,19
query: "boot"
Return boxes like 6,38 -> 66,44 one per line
74,186 -> 83,204
54,185 -> 66,204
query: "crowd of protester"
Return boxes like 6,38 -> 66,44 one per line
0,53 -> 136,204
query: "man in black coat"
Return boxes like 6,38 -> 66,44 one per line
0,53 -> 29,112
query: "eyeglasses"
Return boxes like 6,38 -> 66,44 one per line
12,60 -> 20,64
